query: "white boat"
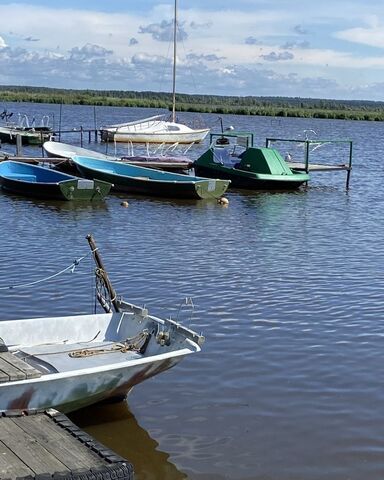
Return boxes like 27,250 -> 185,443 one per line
43,141 -> 111,160
100,115 -> 210,144
0,236 -> 204,413
100,1 -> 210,144
43,140 -> 193,172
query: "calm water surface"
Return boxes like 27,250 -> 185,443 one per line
1,102 -> 384,479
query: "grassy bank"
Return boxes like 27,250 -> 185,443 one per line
1,85 -> 384,121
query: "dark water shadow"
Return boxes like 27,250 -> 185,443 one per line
69,400 -> 188,480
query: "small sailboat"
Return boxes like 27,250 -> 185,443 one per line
72,155 -> 230,199
100,1 -> 210,144
0,160 -> 112,200
100,115 -> 210,144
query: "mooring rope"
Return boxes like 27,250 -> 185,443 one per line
68,330 -> 150,358
0,249 -> 96,290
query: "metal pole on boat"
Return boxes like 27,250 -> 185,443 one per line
171,0 -> 177,123
86,234 -> 121,313
304,140 -> 310,173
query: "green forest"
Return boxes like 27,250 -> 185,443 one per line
1,85 -> 384,121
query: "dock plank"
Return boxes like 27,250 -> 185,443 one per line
13,414 -> 107,470
0,410 -> 134,480
0,417 -> 68,474
0,439 -> 34,479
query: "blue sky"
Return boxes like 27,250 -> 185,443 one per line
1,0 -> 384,100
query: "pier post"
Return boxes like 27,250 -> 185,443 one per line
16,134 -> 23,157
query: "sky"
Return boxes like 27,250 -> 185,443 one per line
1,0 -> 384,101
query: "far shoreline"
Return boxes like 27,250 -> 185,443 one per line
1,85 -> 383,122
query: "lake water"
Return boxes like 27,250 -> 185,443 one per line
1,101 -> 384,480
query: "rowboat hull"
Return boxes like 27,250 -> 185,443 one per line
0,349 -> 186,413
72,155 -> 230,199
0,301 -> 203,413
0,161 -> 112,200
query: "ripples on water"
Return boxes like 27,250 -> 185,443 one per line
2,104 -> 384,479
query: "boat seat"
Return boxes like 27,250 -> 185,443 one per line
0,351 -> 42,383
5,174 -> 37,182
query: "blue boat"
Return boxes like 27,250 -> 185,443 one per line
0,161 -> 112,200
71,155 -> 230,199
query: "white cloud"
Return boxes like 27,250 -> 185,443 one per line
0,2 -> 384,99
336,22 -> 384,49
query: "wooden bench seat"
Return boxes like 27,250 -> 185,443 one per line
0,352 -> 42,382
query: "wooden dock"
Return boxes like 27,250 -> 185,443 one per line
0,409 -> 134,480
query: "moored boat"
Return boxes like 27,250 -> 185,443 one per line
43,140 -> 193,172
72,155 -> 230,199
0,160 -> 112,200
100,1 -> 210,144
0,235 -> 204,413
0,112 -> 53,146
193,132 -> 310,190
100,115 -> 210,144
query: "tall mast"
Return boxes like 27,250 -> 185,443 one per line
171,0 -> 177,123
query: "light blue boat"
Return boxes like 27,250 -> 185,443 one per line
72,155 -> 230,199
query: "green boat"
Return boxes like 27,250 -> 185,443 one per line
194,132 -> 310,190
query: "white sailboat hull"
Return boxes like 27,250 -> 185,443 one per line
101,117 -> 210,144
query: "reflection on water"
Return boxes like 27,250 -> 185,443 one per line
69,401 -> 188,480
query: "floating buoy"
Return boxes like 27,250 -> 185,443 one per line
217,197 -> 229,206
120,201 -> 129,208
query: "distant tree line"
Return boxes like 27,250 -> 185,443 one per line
1,85 -> 384,121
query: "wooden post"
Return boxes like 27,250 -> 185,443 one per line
346,141 -> 353,190
93,106 -> 98,142
86,234 -> 121,313
16,134 -> 23,156
58,103 -> 63,142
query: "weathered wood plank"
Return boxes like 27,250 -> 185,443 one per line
13,414 -> 107,470
0,417 -> 68,474
0,411 -> 134,480
0,439 -> 34,478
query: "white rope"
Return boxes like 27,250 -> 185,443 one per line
0,250 -> 93,290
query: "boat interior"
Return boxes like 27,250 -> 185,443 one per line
0,303 -> 203,381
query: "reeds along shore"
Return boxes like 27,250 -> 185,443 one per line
1,86 -> 384,121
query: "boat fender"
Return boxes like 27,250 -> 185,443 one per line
217,197 -> 229,206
